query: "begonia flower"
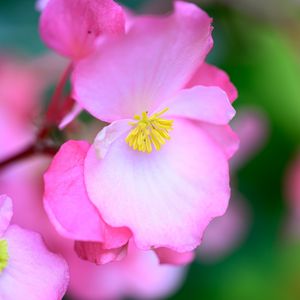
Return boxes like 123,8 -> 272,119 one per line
39,0 -> 126,60
0,195 -> 69,299
0,156 -> 186,300
44,0 -> 238,263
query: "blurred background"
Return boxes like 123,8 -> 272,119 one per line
2,0 -> 300,299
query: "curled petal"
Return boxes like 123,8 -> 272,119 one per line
74,241 -> 128,265
186,63 -> 238,103
59,102 -> 82,129
94,120 -> 131,159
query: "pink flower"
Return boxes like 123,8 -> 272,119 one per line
0,156 -> 186,299
44,1 -> 238,263
39,0 -> 126,60
0,194 -> 69,299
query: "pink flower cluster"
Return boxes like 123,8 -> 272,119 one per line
0,0 -> 240,298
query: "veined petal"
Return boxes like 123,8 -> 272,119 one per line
39,0 -> 125,60
84,118 -> 230,252
0,225 -> 69,300
165,86 -> 235,125
44,140 -> 131,248
0,195 -> 13,236
73,1 -> 213,122
186,63 -> 238,103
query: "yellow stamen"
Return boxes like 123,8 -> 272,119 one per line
126,108 -> 173,153
0,240 -> 9,273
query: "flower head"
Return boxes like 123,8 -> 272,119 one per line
0,195 -> 69,300
45,1 -> 238,260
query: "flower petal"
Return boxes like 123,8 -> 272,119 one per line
186,63 -> 238,103
73,1 -> 213,122
0,195 -> 13,236
165,86 -> 235,125
44,140 -> 131,248
39,0 -> 125,59
200,124 -> 239,159
93,119 -> 131,159
74,241 -> 128,265
0,225 -> 69,300
59,102 -> 82,129
154,248 -> 195,266
85,118 -> 230,252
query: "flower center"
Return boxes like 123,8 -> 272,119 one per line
126,108 -> 173,153
0,239 -> 8,273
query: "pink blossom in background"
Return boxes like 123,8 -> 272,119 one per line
0,54 -> 68,161
0,58 -> 41,160
230,107 -> 269,170
0,157 -> 186,300
39,0 -> 126,60
198,196 -> 250,262
286,153 -> 300,216
0,195 -> 69,300
43,0 -> 238,266
198,106 -> 268,262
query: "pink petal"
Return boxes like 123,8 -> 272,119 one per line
121,242 -> 186,299
186,63 -> 238,103
39,0 -> 125,60
155,248 -> 195,265
72,1 -> 213,122
66,241 -> 185,300
74,241 -> 128,265
44,140 -> 131,247
0,225 -> 69,300
85,118 -> 230,252
59,102 -> 82,129
165,86 -> 235,125
200,124 -> 239,159
93,119 -> 131,159
36,0 -> 49,11
0,195 -> 13,236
